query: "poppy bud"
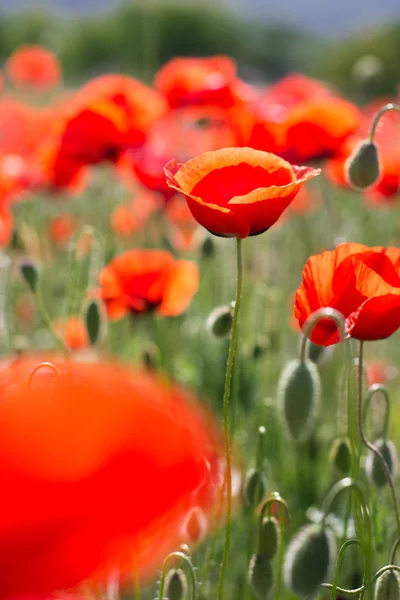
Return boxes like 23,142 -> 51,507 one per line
277,359 -> 320,442
374,568 -> 400,600
259,516 -> 279,559
142,341 -> 161,371
84,299 -> 103,346
252,336 -> 270,360
165,568 -> 188,600
283,524 -> 336,598
345,140 -> 380,190
365,439 -> 397,488
182,506 -> 208,545
207,305 -> 233,338
243,468 -> 267,508
330,438 -> 352,475
248,553 -> 274,600
19,258 -> 39,293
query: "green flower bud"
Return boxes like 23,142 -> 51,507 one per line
284,524 -> 336,598
259,516 -> 280,559
374,568 -> 400,600
365,439 -> 397,488
201,236 -> 215,258
345,140 -> 380,190
277,359 -> 320,442
142,341 -> 161,371
330,437 -> 352,475
243,468 -> 267,508
248,553 -> 274,600
84,299 -> 103,346
19,258 -> 39,293
207,305 -> 233,338
165,568 -> 188,600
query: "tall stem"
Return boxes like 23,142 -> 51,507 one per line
368,103 -> 400,142
218,237 -> 244,600
357,341 -> 400,538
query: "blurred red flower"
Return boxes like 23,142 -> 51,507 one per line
241,74 -> 361,162
54,316 -> 89,351
49,215 -> 77,247
326,99 -> 400,203
154,56 -> 239,109
5,45 -> 61,91
110,191 -> 162,239
165,147 -> 320,238
294,243 -> 400,346
99,249 -> 199,319
0,356 -> 221,597
0,206 -> 13,247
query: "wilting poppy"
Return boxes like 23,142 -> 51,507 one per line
98,249 -> 199,320
54,316 -> 89,351
5,45 -> 61,91
165,147 -> 320,238
0,356 -> 221,597
154,56 -> 239,109
294,242 -> 400,346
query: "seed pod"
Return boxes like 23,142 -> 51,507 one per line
374,568 -> 400,600
19,259 -> 39,293
284,524 -> 336,598
207,305 -> 233,338
345,140 -> 380,190
259,516 -> 280,559
330,437 -> 352,475
277,359 -> 320,442
243,468 -> 267,508
165,568 -> 188,600
365,439 -> 397,488
248,553 -> 274,600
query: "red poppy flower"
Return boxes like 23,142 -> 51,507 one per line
294,243 -> 400,346
54,316 -> 89,351
49,215 -> 77,247
0,356 -> 221,597
154,56 -> 239,109
0,206 -> 13,247
165,147 -> 320,238
99,249 -> 199,320
241,74 -> 361,162
326,99 -> 400,203
5,45 -> 61,91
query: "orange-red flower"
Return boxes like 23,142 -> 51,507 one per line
154,56 -> 239,109
5,45 -> 61,91
54,316 -> 89,351
294,243 -> 400,346
99,249 -> 199,320
0,206 -> 13,247
49,215 -> 77,247
0,356 -> 221,597
165,147 -> 320,238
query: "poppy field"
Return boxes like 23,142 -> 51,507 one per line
2,43 -> 400,600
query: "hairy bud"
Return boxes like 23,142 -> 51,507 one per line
277,359 -> 320,442
365,439 -> 397,488
248,553 -> 274,600
374,568 -> 400,600
330,437 -> 352,475
259,516 -> 279,559
243,468 -> 267,508
345,140 -> 380,190
207,305 -> 233,338
19,258 -> 39,293
165,568 -> 188,600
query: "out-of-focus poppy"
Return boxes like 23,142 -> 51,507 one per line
165,147 -> 320,238
98,249 -> 199,320
154,56 -> 239,109
127,106 -> 238,202
0,356 -> 221,597
15,293 -> 36,327
110,191 -> 162,239
294,242 -> 400,346
54,316 -> 89,351
366,359 -> 398,387
326,99 -> 400,203
0,71 -> 3,94
5,45 -> 61,91
49,215 -> 77,247
241,74 -> 361,162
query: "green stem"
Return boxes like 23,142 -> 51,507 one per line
34,292 -> 70,358
331,539 -> 360,599
320,565 -> 400,597
217,237 -> 244,600
369,103 -> 400,142
357,341 -> 400,539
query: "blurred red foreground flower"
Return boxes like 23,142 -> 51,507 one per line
294,242 -> 400,345
0,357 -> 221,597
165,147 -> 320,238
5,45 -> 61,91
99,249 -> 199,320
